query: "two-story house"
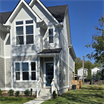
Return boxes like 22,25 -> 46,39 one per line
0,0 -> 76,97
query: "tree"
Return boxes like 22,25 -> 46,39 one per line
86,16 -> 104,65
85,15 -> 104,66
75,57 -> 100,79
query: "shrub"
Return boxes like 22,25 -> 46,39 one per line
15,91 -> 20,97
0,89 -> 2,96
8,89 -> 14,96
99,83 -> 103,86
53,90 -> 57,99
24,89 -> 30,96
30,88 -> 32,96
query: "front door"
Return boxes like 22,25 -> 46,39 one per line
46,63 -> 54,86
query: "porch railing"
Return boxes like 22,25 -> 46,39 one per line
37,77 -> 42,97
51,78 -> 57,96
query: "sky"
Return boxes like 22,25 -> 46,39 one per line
0,0 -> 103,63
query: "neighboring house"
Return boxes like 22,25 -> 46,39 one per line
77,67 -> 88,80
91,67 -> 101,77
0,0 -> 76,97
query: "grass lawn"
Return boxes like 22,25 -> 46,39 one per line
42,85 -> 104,104
0,96 -> 34,104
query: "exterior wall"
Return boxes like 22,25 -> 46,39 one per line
12,55 -> 38,91
5,33 -> 11,57
32,1 -> 56,25
0,57 -> 5,88
0,31 -> 6,56
5,58 -> 11,88
11,6 -> 41,55
77,68 -> 88,80
91,67 -> 101,76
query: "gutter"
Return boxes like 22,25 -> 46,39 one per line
0,23 -> 10,32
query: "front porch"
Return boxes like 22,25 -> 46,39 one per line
36,48 -> 61,97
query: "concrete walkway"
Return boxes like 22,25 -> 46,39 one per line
24,89 -> 51,104
24,97 -> 50,104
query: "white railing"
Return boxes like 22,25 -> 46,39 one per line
37,78 -> 42,97
51,78 -> 57,96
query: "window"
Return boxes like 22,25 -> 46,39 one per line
31,62 -> 36,80
49,29 -> 53,43
15,20 -> 34,45
14,61 -> 36,81
15,63 -> 20,80
22,63 -> 29,80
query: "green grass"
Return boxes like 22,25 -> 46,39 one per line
42,85 -> 104,104
0,96 -> 34,104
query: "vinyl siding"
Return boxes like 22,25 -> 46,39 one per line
0,57 -> 5,88
5,58 -> 11,88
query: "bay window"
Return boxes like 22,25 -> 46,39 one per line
15,20 -> 34,45
14,61 -> 36,81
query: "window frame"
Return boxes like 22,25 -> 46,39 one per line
14,19 -> 34,46
49,28 -> 54,43
14,61 -> 37,82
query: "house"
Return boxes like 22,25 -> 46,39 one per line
0,0 -> 76,97
77,67 -> 88,80
91,67 -> 101,77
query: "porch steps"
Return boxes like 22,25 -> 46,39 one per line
38,88 -> 51,99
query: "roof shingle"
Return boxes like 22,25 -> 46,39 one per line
0,5 -> 67,24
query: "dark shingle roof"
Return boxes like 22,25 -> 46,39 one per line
47,5 -> 67,22
38,48 -> 62,54
0,5 -> 67,24
0,12 -> 12,24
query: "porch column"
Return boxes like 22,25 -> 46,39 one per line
37,56 -> 40,80
54,55 -> 56,80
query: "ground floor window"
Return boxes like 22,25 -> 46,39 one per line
14,61 -> 36,81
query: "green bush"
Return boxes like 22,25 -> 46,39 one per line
30,88 -> 32,96
99,83 -> 103,86
53,91 -> 57,99
8,89 -> 14,96
0,89 -> 2,96
15,91 -> 20,97
24,89 -> 30,96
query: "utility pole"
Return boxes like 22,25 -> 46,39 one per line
83,56 -> 85,85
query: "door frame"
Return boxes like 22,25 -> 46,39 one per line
44,61 -> 53,88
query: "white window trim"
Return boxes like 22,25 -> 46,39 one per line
49,28 -> 54,44
14,61 -> 37,82
14,18 -> 35,46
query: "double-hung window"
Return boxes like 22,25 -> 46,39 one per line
16,21 -> 24,45
49,29 -> 53,43
15,20 -> 34,45
26,20 -> 34,44
15,61 -> 36,81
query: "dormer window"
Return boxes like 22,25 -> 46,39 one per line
49,29 -> 53,43
16,20 -> 34,45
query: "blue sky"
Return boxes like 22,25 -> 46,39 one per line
0,0 -> 103,63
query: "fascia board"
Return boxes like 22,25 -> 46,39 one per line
4,0 -> 41,26
0,23 -> 10,32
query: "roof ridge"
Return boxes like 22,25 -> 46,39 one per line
47,4 -> 68,8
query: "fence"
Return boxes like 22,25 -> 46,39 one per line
71,80 -> 82,89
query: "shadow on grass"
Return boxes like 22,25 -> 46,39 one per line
81,86 -> 104,90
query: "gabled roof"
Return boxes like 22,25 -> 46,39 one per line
0,5 -> 67,24
90,67 -> 101,70
77,67 -> 88,71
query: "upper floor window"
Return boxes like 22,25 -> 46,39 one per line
49,29 -> 53,43
16,20 -> 34,45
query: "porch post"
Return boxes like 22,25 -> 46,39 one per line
54,55 -> 56,79
37,56 -> 40,80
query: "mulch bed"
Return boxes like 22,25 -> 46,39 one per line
1,93 -> 36,98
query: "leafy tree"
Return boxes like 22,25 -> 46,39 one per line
85,15 -> 104,66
